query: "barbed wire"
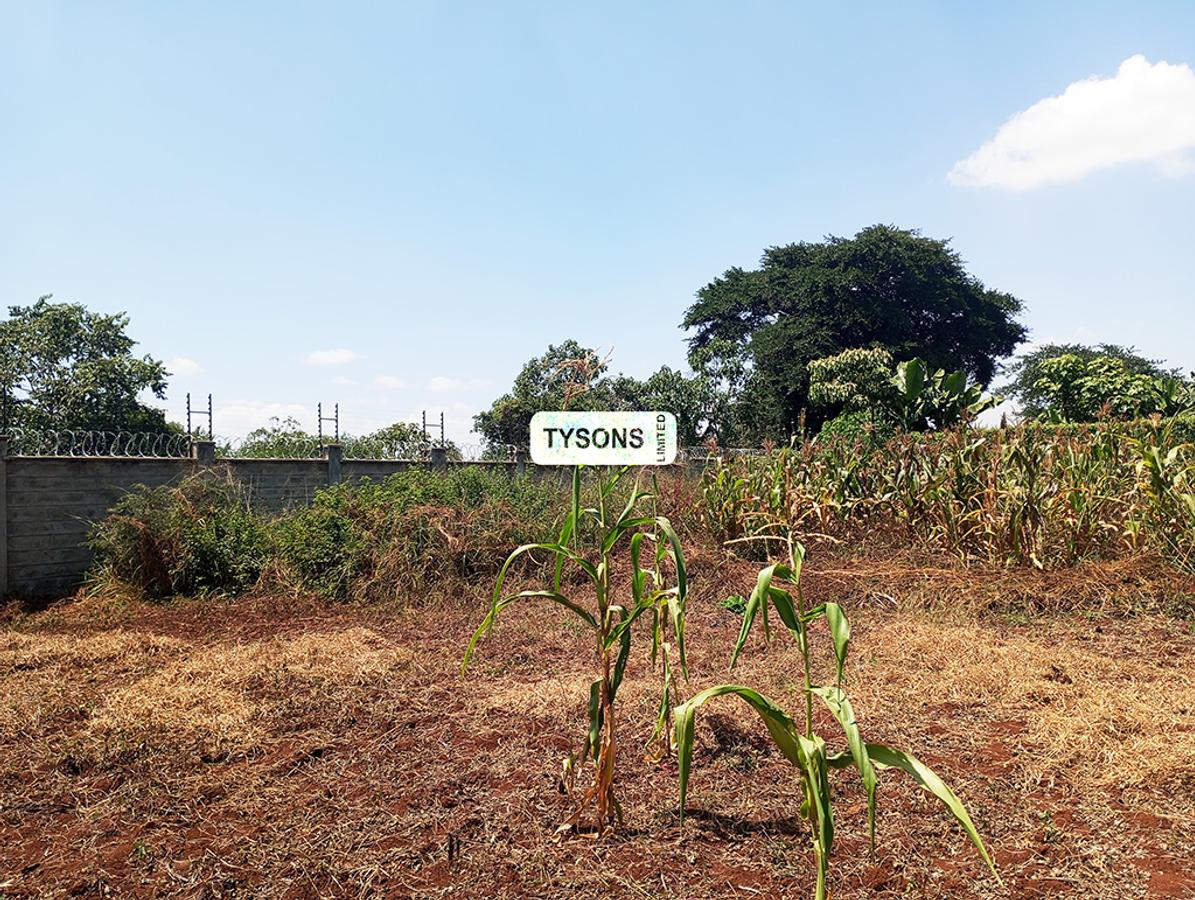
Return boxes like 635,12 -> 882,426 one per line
2,429 -> 767,464
6,429 -> 192,458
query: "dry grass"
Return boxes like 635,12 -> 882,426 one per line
1,557 -> 1194,897
84,628 -> 411,759
810,552 -> 1195,619
0,630 -> 183,732
845,616 -> 1195,792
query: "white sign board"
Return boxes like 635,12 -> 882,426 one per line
530,411 -> 678,466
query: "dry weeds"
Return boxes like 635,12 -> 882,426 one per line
1,556 -> 1193,898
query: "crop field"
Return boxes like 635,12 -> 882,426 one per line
3,427 -> 1195,899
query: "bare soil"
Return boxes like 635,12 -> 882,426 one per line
2,555 -> 1194,898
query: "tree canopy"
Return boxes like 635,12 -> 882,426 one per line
474,341 -> 717,449
0,297 -> 169,433
1009,352 -> 1192,422
226,417 -> 462,459
1000,343 -> 1174,420
682,225 -> 1027,439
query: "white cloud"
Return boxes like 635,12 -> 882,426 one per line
306,348 -> 361,366
426,375 -> 488,392
949,55 -> 1195,190
168,356 -> 202,376
374,375 -> 405,390
331,376 -> 357,386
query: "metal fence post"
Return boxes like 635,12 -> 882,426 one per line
0,436 -> 8,600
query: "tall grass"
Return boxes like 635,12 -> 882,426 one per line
89,474 -> 271,599
273,467 -> 564,601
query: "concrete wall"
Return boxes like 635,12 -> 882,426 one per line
0,440 -> 526,600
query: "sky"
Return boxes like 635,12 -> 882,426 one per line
3,1 -> 1195,443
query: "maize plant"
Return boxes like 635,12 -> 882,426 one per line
462,465 -> 687,836
1133,420 -> 1195,572
675,532 -> 998,899
699,419 -> 1192,571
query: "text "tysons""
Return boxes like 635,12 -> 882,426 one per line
542,427 -> 645,450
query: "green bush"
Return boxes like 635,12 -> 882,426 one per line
271,503 -> 360,598
91,467 -> 568,602
271,468 -> 565,601
817,410 -> 896,445
89,474 -> 270,599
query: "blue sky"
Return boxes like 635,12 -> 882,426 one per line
3,1 -> 1194,442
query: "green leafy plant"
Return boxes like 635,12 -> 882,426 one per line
1133,419 -> 1195,573
462,465 -> 688,835
88,473 -> 270,598
674,534 -> 998,899
891,358 -> 1001,430
808,347 -> 898,415
1025,354 -> 1191,423
719,594 -> 747,615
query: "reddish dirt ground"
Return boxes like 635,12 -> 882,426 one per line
2,555 -> 1194,898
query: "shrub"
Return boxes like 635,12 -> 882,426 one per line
816,410 -> 895,445
89,467 -> 569,602
271,468 -> 565,601
90,474 -> 270,599
271,503 -> 360,598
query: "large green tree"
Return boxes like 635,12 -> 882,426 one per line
474,341 -> 717,449
682,225 -> 1027,439
473,341 -> 616,449
607,366 -> 718,445
0,297 -> 169,432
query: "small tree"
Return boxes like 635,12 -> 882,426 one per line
225,417 -> 318,457
607,366 -> 718,446
1002,343 -> 1168,419
348,422 -> 462,460
808,347 -> 897,416
476,341 -> 728,451
1027,354 -> 1190,422
474,341 -> 616,450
